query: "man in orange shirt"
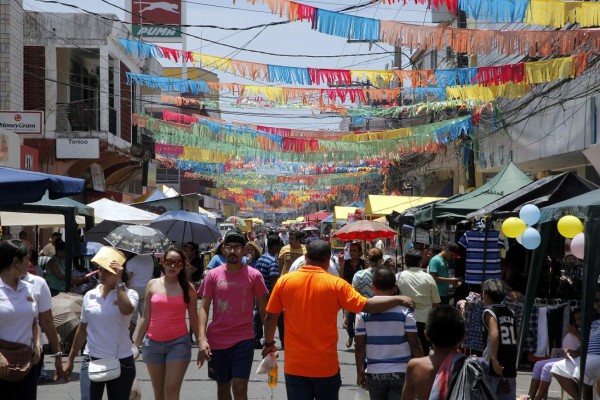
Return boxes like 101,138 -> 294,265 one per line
262,240 -> 415,400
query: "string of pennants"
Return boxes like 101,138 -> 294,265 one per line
134,112 -> 474,164
243,0 -> 600,28
125,53 -> 588,104
120,39 -> 590,91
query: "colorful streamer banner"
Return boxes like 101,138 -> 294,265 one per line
119,39 -> 591,91
236,1 -> 600,55
139,112 -> 474,163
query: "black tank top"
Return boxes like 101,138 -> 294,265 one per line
483,304 -> 518,377
343,259 -> 365,285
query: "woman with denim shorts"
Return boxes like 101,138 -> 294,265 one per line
134,247 -> 199,400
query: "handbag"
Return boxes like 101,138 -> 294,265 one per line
499,374 -> 512,395
88,357 -> 121,382
0,338 -> 33,383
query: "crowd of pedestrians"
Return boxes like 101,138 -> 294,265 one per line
1,228 -> 599,400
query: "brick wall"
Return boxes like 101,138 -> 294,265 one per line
23,46 -> 45,111
120,61 -> 131,143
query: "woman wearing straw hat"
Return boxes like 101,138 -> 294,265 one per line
64,246 -> 138,400
134,246 -> 199,400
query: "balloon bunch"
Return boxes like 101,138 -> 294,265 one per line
502,204 -> 541,250
557,215 -> 585,259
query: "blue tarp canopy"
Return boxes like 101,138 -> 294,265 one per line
0,166 -> 85,205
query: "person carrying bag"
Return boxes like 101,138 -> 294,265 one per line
65,246 -> 139,400
0,240 -> 42,399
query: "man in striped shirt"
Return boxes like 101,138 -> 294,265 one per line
253,234 -> 284,349
355,267 -> 424,399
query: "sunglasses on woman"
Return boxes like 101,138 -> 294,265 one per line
162,259 -> 184,269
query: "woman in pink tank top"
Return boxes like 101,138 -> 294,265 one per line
133,247 -> 199,400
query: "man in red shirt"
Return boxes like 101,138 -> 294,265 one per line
262,240 -> 415,400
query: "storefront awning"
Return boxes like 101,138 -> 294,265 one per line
365,195 -> 446,217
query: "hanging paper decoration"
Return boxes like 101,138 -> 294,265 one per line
435,68 -> 478,87
267,65 -> 311,85
314,9 -> 381,41
308,68 -> 352,86
119,38 -> 591,95
458,0 -> 528,22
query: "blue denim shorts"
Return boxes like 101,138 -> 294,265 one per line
207,339 -> 254,383
142,334 -> 192,364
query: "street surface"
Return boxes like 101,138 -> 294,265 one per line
38,311 -> 565,399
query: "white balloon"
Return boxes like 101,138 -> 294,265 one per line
571,232 -> 585,259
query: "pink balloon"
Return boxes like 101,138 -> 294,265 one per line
571,233 -> 585,259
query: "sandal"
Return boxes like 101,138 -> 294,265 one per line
346,338 -> 353,348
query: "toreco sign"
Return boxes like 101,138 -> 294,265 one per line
130,0 -> 182,41
56,138 -> 100,159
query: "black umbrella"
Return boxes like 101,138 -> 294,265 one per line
104,225 -> 172,255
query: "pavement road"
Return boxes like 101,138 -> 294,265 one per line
38,312 -> 566,399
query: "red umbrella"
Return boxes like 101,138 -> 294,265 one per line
332,220 -> 396,242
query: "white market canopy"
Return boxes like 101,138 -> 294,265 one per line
87,198 -> 159,224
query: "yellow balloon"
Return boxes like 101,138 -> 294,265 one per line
557,216 -> 584,238
502,217 -> 527,238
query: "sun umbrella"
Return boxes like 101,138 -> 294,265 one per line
302,226 -> 320,232
332,220 -> 396,242
52,292 -> 83,346
84,220 -> 128,244
80,241 -> 103,257
104,225 -> 172,254
150,210 -> 221,245
225,216 -> 247,227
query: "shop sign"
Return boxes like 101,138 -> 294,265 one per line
56,138 -> 100,159
0,111 -> 44,135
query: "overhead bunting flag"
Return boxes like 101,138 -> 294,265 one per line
238,0 -> 600,52
120,39 -> 590,94
137,112 -> 474,163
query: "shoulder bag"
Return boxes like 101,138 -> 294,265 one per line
87,296 -> 126,382
0,338 -> 34,383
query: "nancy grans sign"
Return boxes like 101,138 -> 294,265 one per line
130,0 -> 183,41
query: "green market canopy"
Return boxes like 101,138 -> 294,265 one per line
414,161 -> 532,225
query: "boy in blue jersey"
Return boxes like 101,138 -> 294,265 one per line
355,268 -> 424,399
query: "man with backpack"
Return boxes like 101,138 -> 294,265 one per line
401,305 -> 494,400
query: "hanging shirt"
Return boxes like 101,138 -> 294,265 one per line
458,230 -> 505,285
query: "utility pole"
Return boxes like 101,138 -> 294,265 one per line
457,9 -> 476,189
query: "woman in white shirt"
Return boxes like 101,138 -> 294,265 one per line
0,240 -> 41,399
65,247 -> 139,400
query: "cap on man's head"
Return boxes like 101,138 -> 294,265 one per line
223,229 -> 247,246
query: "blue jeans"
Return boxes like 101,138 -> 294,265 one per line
487,376 -> 516,400
366,372 -> 405,400
284,372 -> 341,400
81,355 -> 136,400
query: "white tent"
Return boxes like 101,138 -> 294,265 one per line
87,198 -> 159,224
0,212 -> 87,227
